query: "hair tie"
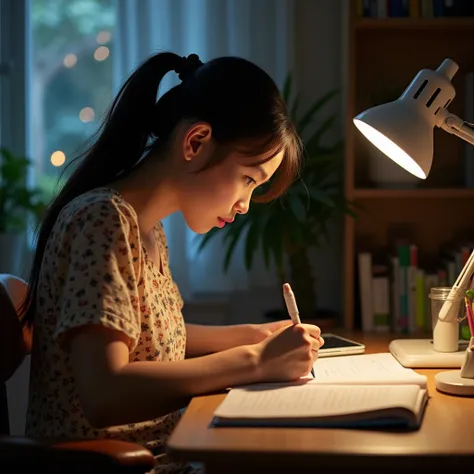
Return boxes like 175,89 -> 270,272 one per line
175,54 -> 203,82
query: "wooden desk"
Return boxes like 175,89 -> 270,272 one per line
167,333 -> 474,474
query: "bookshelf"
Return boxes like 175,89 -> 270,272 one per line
341,1 -> 474,330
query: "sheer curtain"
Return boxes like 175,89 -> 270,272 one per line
114,0 -> 295,301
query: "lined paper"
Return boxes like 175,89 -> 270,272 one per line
310,353 -> 427,387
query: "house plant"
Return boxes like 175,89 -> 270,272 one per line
0,147 -> 46,275
196,74 -> 356,323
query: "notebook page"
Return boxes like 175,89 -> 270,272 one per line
214,383 -> 422,419
310,353 -> 427,387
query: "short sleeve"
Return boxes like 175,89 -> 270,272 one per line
53,198 -> 143,351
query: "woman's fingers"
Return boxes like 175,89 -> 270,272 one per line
300,323 -> 321,339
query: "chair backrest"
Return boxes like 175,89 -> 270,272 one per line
0,274 -> 32,385
0,274 -> 32,435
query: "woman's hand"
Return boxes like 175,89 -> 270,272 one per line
252,323 -> 324,382
251,319 -> 293,341
251,320 -> 324,347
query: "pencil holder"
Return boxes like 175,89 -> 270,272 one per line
429,287 -> 461,352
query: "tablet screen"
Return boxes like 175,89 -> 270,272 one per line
321,335 -> 363,349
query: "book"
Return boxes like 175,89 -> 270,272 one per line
212,353 -> 429,430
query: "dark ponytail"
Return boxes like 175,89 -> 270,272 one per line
21,52 -> 186,327
21,51 -> 302,327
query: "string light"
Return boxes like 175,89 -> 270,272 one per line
51,151 -> 66,167
94,46 -> 110,61
63,53 -> 77,68
79,107 -> 95,123
96,30 -> 111,44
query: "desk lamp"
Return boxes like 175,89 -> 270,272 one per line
353,58 -> 474,396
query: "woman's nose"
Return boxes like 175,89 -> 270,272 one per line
234,199 -> 249,215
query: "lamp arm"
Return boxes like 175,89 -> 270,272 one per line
439,110 -> 474,146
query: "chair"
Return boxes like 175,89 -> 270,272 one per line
0,274 -> 155,473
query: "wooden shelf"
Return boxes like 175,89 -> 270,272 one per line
354,188 -> 474,199
354,17 -> 474,30
341,2 -> 474,331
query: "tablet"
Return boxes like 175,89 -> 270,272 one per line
318,333 -> 366,357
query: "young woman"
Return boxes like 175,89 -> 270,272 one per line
21,52 -> 324,473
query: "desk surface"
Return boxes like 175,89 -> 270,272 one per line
167,333 -> 474,473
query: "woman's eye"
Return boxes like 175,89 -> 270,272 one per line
245,176 -> 256,186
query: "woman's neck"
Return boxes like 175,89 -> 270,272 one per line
110,158 -> 179,236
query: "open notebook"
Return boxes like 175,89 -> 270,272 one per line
213,353 -> 429,430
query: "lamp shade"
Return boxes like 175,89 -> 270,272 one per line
353,58 -> 459,180
354,101 -> 432,179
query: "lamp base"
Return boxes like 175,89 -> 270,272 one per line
388,338 -> 469,368
435,370 -> 474,397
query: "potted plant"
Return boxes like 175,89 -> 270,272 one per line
196,74 -> 356,324
0,147 -> 46,275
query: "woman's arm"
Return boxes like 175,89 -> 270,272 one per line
68,322 -> 320,429
185,320 -> 292,357
69,325 -> 259,428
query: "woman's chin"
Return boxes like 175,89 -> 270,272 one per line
186,221 -> 215,235
184,215 -> 224,234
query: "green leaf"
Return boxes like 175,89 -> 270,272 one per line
309,189 -> 336,207
195,217 -> 250,273
284,212 -> 306,247
0,147 -> 14,161
290,93 -> 300,123
297,89 -> 338,136
0,147 -> 45,232
223,218 -> 250,271
344,201 -> 359,219
195,227 -> 220,253
244,219 -> 263,271
262,216 -> 284,273
222,214 -> 248,244
269,229 -> 284,273
287,193 -> 308,222
304,115 -> 337,154
262,234 -> 272,269
282,73 -> 293,104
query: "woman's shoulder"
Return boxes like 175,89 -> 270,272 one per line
57,187 -> 138,230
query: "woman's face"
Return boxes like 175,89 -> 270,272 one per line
175,124 -> 284,234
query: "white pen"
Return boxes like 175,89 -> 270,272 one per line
283,283 -> 315,378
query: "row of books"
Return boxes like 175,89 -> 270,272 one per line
357,0 -> 474,18
357,242 -> 472,334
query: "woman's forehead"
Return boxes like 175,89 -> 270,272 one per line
241,150 -> 284,177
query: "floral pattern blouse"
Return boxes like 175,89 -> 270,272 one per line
25,187 -> 199,473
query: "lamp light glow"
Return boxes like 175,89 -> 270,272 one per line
353,119 -> 426,179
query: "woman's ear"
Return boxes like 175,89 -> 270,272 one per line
183,122 -> 213,161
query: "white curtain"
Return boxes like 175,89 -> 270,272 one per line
114,0 -> 295,301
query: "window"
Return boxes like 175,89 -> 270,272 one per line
28,0 -> 116,202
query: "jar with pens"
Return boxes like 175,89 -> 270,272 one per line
433,286 -> 474,396
461,290 -> 474,341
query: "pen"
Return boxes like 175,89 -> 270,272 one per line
465,296 -> 474,337
283,283 -> 316,378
